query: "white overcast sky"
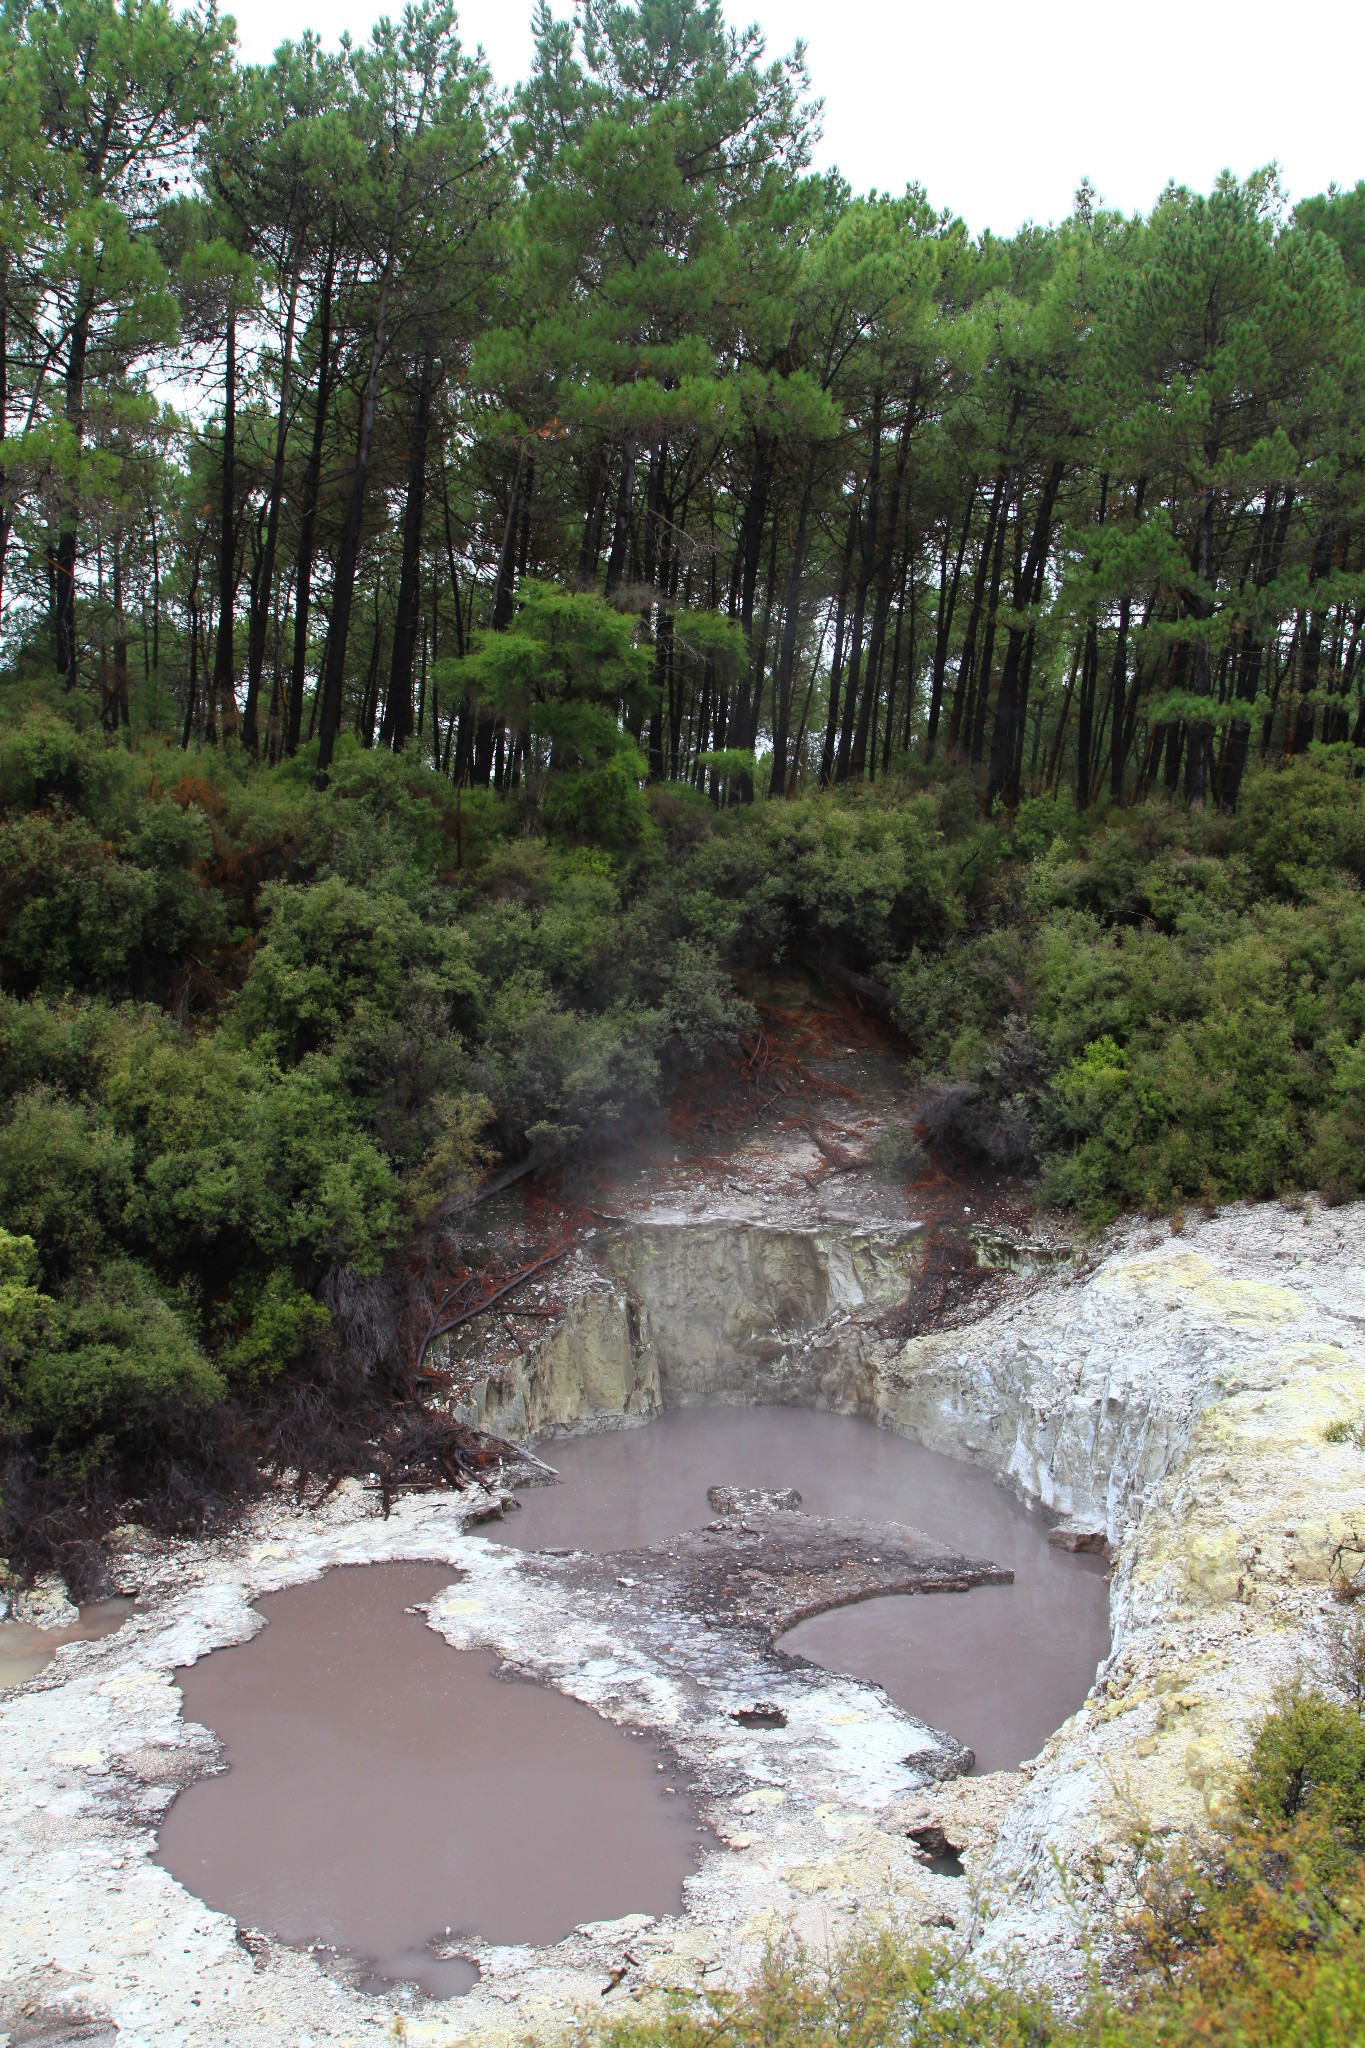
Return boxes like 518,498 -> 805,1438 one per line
221,0 -> 1365,236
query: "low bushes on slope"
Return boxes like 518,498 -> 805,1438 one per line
0,702 -> 747,1574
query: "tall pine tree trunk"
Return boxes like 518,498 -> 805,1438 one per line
577,448 -> 608,585
53,304 -> 91,684
965,482 -> 1011,766
381,351 -> 434,750
851,399 -> 914,779
725,433 -> 773,764
1074,475 -> 1108,808
1106,477 -> 1147,802
1289,516 -> 1339,755
111,533 -> 130,729
987,462 -> 1064,810
315,267 -> 394,784
945,469 -> 1005,756
834,393 -> 883,782
603,431 -> 637,596
489,445 -> 526,630
212,299 -> 239,737
0,270 -> 12,624
1181,487 -> 1218,804
244,266 -> 300,754
768,454 -> 817,796
286,245 -> 337,756
925,484 -> 975,759
819,498 -> 859,786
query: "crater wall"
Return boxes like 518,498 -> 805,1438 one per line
451,1217 -> 921,1433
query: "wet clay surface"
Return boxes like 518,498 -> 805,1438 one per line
156,1563 -> 705,1998
0,1598 -> 135,1690
534,1510 -> 1011,1645
493,1408 -> 1111,1773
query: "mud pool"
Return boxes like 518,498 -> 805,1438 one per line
7,1203 -> 1356,2046
152,1410 -> 1107,2004
493,1406 -> 1111,1774
155,1562 -> 706,1998
0,1596 -> 134,1690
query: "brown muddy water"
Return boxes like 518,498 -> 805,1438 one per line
155,1562 -> 704,1999
0,1597 -> 135,1690
155,1411 -> 1108,2000
493,1407 -> 1111,1775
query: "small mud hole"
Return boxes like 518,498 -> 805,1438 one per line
495,1408 -> 1110,1773
155,1563 -> 704,1998
0,1598 -> 135,1691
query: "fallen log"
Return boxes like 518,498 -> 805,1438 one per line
414,1247 -> 570,1373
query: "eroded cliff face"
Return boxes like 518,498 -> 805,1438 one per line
449,1215 -> 930,1441
449,1216 -> 926,1436
455,1282 -> 654,1439
603,1219 -> 922,1407
5,1194 -> 1365,2046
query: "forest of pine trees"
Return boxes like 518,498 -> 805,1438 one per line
4,0 -> 1365,1564
3,0 -> 1363,811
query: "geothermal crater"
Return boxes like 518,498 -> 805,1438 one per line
140,1179 -> 1109,2007
4,1058 -> 1360,2048
149,1386 -> 1106,2001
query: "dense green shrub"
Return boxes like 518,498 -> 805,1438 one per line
232,875 -> 478,1062
868,774 -> 1365,1218
752,790 -> 960,962
473,983 -> 662,1159
4,1256 -> 222,1482
1241,1685 -> 1365,1845
0,1229 -> 50,1374
0,809 -> 220,995
220,1273 -> 332,1386
542,750 -> 653,848
0,704 -> 131,819
1232,755 -> 1365,897
0,1088 -> 135,1278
